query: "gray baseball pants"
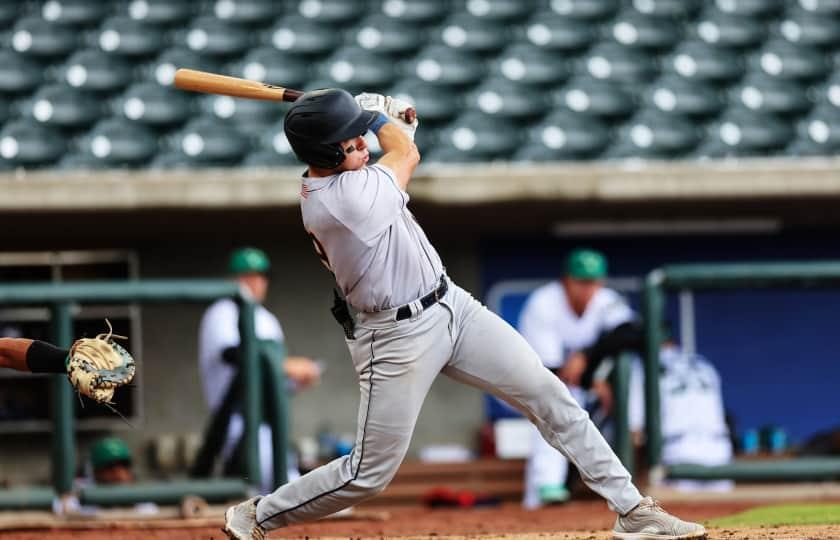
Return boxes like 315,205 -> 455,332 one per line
256,280 -> 642,529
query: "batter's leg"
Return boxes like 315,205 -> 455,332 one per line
441,285 -> 642,515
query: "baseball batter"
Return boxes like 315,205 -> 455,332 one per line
223,89 -> 706,540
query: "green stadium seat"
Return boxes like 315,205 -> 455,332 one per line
95,16 -> 166,57
290,0 -> 365,25
113,82 -> 194,126
435,112 -> 522,160
729,73 -> 810,116
0,0 -> 18,28
58,49 -> 133,92
401,45 -> 487,87
436,13 -> 511,54
386,79 -> 460,125
167,117 -> 250,164
56,152 -> 113,170
413,125 -> 440,153
548,0 -> 620,20
642,75 -> 723,117
713,0 -> 783,18
144,48 -> 220,86
77,118 -> 158,166
516,108 -> 610,160
463,0 -> 536,21
691,8 -> 768,49
0,120 -> 66,167
606,108 -> 700,159
797,0 -> 840,14
704,107 -> 794,153
662,41 -> 744,83
22,84 -> 103,128
553,76 -> 638,118
208,0 -> 283,24
630,0 -> 702,18
256,121 -> 298,158
10,16 -> 79,58
605,9 -> 682,50
774,8 -> 840,48
316,47 -> 395,92
199,94 -> 284,136
522,10 -> 597,51
375,0 -> 451,24
0,101 -> 8,125
748,39 -> 829,81
464,77 -> 549,120
242,150 -> 302,167
814,70 -> 840,108
260,15 -> 340,57
227,47 -> 310,90
691,140 -> 770,158
577,42 -> 659,84
149,151 -> 214,169
421,145 -> 494,164
352,15 -> 424,56
794,103 -> 840,150
119,0 -> 194,25
491,43 -> 569,87
172,16 -> 252,57
41,0 -> 110,26
0,51 -> 44,93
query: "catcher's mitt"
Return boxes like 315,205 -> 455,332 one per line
66,320 -> 136,404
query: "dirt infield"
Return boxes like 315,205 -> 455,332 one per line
3,500 -> 839,539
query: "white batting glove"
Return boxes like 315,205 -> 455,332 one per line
384,95 -> 419,140
354,92 -> 387,114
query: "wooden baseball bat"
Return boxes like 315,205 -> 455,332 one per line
173,68 -> 416,124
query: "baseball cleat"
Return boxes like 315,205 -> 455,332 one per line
613,497 -> 707,539
222,496 -> 266,540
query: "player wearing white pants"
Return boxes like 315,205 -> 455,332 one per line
222,88 -> 706,540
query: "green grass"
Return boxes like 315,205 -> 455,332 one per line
708,503 -> 840,527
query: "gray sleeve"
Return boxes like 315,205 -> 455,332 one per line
328,164 -> 409,245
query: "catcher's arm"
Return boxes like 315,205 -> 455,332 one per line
0,338 -> 69,373
66,320 -> 136,404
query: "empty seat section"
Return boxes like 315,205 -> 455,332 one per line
554,76 -> 638,119
522,11 -> 597,51
22,84 -> 103,128
290,0 -> 366,25
167,117 -> 250,165
604,9 -> 682,51
119,0 -> 194,25
662,41 -> 745,84
713,0 -> 783,18
0,120 -> 66,167
172,16 -> 252,57
729,73 -> 810,116
629,0 -> 702,18
702,106 -> 794,155
747,39 -> 829,81
385,79 -> 462,126
255,121 -> 302,163
641,75 -> 723,118
432,112 -> 522,161
0,51 -> 44,94
691,8 -> 768,49
352,14 -> 424,56
374,0 -> 452,25
76,118 -> 158,166
463,0 -> 536,21
0,0 -> 18,28
41,0 -> 110,26
604,108 -> 700,159
491,43 -> 569,87
514,108 -> 611,161
58,49 -> 133,92
796,0 -> 840,15
791,103 -> 840,152
577,42 -> 659,84
10,16 -> 79,58
144,48 -> 220,86
435,12 -> 511,55
113,82 -> 194,126
227,47 -> 310,90
402,45 -> 487,87
547,0 -> 620,20
774,7 -> 840,48
198,94 -> 283,137
94,16 -> 167,57
463,77 -> 549,121
316,47 -> 396,94
260,15 -> 341,58
206,0 -> 283,24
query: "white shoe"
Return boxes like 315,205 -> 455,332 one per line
222,496 -> 266,540
613,497 -> 707,539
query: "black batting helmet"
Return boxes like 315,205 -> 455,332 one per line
284,89 -> 377,169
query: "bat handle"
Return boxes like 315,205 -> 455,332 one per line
402,108 -> 417,124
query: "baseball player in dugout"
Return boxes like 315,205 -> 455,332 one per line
221,90 -> 706,540
198,247 -> 321,494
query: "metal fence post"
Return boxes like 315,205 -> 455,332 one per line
611,353 -> 633,473
238,298 -> 262,490
261,340 -> 289,488
50,302 -> 75,495
643,271 -> 664,469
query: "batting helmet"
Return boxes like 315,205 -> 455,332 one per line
284,88 -> 377,169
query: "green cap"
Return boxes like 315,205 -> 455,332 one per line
229,247 -> 270,275
90,437 -> 132,469
564,248 -> 608,280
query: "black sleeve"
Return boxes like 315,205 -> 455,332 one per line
580,321 -> 645,388
26,340 -> 71,374
221,346 -> 241,367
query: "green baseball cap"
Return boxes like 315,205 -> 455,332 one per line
564,248 -> 608,280
90,437 -> 132,469
229,247 -> 270,275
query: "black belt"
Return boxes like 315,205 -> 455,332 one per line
395,278 -> 448,321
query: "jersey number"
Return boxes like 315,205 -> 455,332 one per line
307,230 -> 333,273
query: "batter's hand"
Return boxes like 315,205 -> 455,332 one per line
355,93 -> 418,141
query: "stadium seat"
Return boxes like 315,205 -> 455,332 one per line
316,47 -> 395,93
729,73 -> 810,116
515,108 -> 611,161
94,16 -> 166,57
662,40 -> 745,83
794,103 -> 840,151
604,9 -> 682,50
463,77 -> 549,120
0,0 -> 17,28
21,84 -> 103,128
401,45 -> 487,87
703,106 -> 794,153
256,121 -> 300,159
435,13 -> 511,54
605,108 -> 700,159
56,152 -> 113,170
198,94 -> 284,137
434,112 -> 522,160
242,150 -> 302,168
119,0 -> 194,25
748,39 -> 829,81
375,0 -> 451,24
522,10 -> 597,51
167,117 -> 250,164
386,79 -> 461,125
630,0 -> 702,18
149,151 -> 214,169
773,8 -> 840,48
553,76 -> 638,118
113,82 -> 194,126
421,145 -> 495,164
352,14 -> 424,56
76,118 -> 158,166
797,0 -> 840,14
713,0 -> 782,17
642,75 -> 723,117
41,0 -> 110,26
412,125 -> 440,154
0,101 -> 8,126
10,16 -> 79,58
691,8 -> 768,49
547,0 -> 620,20
227,47 -> 310,90
463,0 -> 536,21
0,51 -> 44,93
172,16 -> 252,57
0,120 -> 66,167
490,43 -> 569,87
208,0 -> 282,24
260,16 -> 341,57
577,42 -> 659,84
58,49 -> 133,92
290,0 -> 365,24
144,48 -> 220,86
814,70 -> 840,108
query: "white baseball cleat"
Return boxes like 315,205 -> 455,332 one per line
613,497 -> 707,539
222,496 -> 266,540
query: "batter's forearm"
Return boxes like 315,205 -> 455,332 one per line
377,123 -> 419,190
